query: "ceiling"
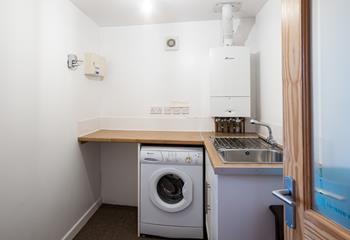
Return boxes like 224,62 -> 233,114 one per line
70,0 -> 268,27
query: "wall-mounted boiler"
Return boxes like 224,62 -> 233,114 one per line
210,46 -> 251,117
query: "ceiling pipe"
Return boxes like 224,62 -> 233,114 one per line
222,3 -> 234,46
216,2 -> 242,46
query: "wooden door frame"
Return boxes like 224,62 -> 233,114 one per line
282,0 -> 350,239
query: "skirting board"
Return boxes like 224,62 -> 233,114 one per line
61,198 -> 102,240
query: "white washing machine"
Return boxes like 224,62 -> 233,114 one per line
140,146 -> 203,239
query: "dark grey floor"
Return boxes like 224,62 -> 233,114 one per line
74,204 -> 168,240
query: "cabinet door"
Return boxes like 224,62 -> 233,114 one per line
205,180 -> 212,238
205,152 -> 212,238
205,151 -> 218,240
210,47 -> 250,97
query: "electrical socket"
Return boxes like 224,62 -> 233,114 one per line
150,106 -> 162,114
181,107 -> 190,114
163,107 -> 172,114
172,107 -> 182,115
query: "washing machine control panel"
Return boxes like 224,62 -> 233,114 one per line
141,146 -> 203,165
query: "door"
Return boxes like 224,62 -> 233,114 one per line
279,0 -> 350,239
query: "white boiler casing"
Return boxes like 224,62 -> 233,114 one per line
209,46 -> 251,117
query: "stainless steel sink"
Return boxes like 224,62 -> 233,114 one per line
218,148 -> 283,163
212,137 -> 283,164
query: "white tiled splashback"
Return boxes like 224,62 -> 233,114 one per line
78,117 -> 213,136
77,118 -> 102,136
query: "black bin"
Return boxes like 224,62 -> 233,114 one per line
269,205 -> 284,240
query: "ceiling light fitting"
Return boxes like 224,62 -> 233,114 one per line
214,1 -> 242,13
141,0 -> 154,16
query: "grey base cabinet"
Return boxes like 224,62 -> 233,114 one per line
205,151 -> 283,240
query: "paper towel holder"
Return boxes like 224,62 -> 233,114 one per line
67,54 -> 83,70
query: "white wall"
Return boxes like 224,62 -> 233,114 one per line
99,21 -> 222,131
0,1 -> 102,239
98,21 -> 221,204
245,0 -> 283,143
98,18 -> 280,204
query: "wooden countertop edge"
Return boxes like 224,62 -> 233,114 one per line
78,137 -> 203,145
78,130 -> 283,173
78,130 -> 203,145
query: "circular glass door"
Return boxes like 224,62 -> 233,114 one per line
157,174 -> 184,204
150,168 -> 193,213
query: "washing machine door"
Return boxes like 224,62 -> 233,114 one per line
149,168 -> 193,213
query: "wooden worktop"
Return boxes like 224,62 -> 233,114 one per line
78,130 -> 203,145
78,130 -> 283,175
